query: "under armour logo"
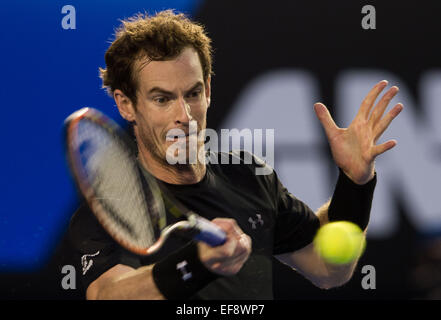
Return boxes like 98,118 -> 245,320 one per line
177,260 -> 192,281
81,251 -> 100,275
248,214 -> 264,229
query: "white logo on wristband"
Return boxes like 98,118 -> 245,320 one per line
177,260 -> 192,281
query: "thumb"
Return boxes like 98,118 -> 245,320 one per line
314,103 -> 338,139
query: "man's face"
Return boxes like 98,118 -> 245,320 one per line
129,47 -> 211,165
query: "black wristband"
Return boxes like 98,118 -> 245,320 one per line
152,241 -> 219,300
327,168 -> 377,230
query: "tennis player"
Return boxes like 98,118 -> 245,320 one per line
65,10 -> 403,299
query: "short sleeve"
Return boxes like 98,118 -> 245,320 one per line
66,204 -> 143,294
272,172 -> 320,255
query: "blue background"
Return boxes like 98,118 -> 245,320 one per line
0,0 -> 200,271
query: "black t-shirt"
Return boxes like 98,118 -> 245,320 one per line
65,151 -> 320,299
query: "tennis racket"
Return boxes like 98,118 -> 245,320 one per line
65,107 -> 226,256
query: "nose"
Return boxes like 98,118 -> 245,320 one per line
175,97 -> 193,124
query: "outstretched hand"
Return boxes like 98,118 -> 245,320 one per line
314,80 -> 403,185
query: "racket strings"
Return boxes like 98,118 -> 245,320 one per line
77,120 -> 156,248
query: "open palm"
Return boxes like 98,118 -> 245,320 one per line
314,80 -> 403,185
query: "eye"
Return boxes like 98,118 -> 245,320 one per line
187,89 -> 201,99
153,96 -> 169,105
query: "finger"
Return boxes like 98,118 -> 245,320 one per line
369,86 -> 399,125
205,236 -> 237,261
213,218 -> 244,238
212,253 -> 247,275
374,103 -> 404,142
235,233 -> 252,256
239,233 -> 251,249
357,80 -> 389,120
204,235 -> 251,275
214,240 -> 250,271
205,240 -> 246,271
372,139 -> 397,157
210,231 -> 250,261
314,103 -> 339,139
221,238 -> 250,265
210,218 -> 233,227
211,218 -> 236,234
205,218 -> 250,259
230,220 -> 246,239
225,226 -> 250,258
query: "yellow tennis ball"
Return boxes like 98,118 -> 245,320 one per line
313,221 -> 366,265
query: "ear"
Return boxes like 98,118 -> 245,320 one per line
114,89 -> 136,122
205,76 -> 211,108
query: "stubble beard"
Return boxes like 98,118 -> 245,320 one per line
136,121 -> 206,172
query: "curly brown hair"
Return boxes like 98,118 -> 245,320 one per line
99,10 -> 213,107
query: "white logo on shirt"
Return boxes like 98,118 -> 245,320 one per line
81,251 -> 100,275
248,214 -> 264,229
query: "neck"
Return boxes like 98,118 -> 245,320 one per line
138,148 -> 206,185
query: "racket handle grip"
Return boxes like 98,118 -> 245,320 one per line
190,215 -> 227,247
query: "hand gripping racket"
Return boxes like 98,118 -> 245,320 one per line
65,107 -> 226,256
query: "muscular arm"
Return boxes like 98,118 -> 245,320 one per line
275,200 -> 366,289
86,264 -> 164,300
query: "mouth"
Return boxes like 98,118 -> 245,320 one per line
165,132 -> 197,141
